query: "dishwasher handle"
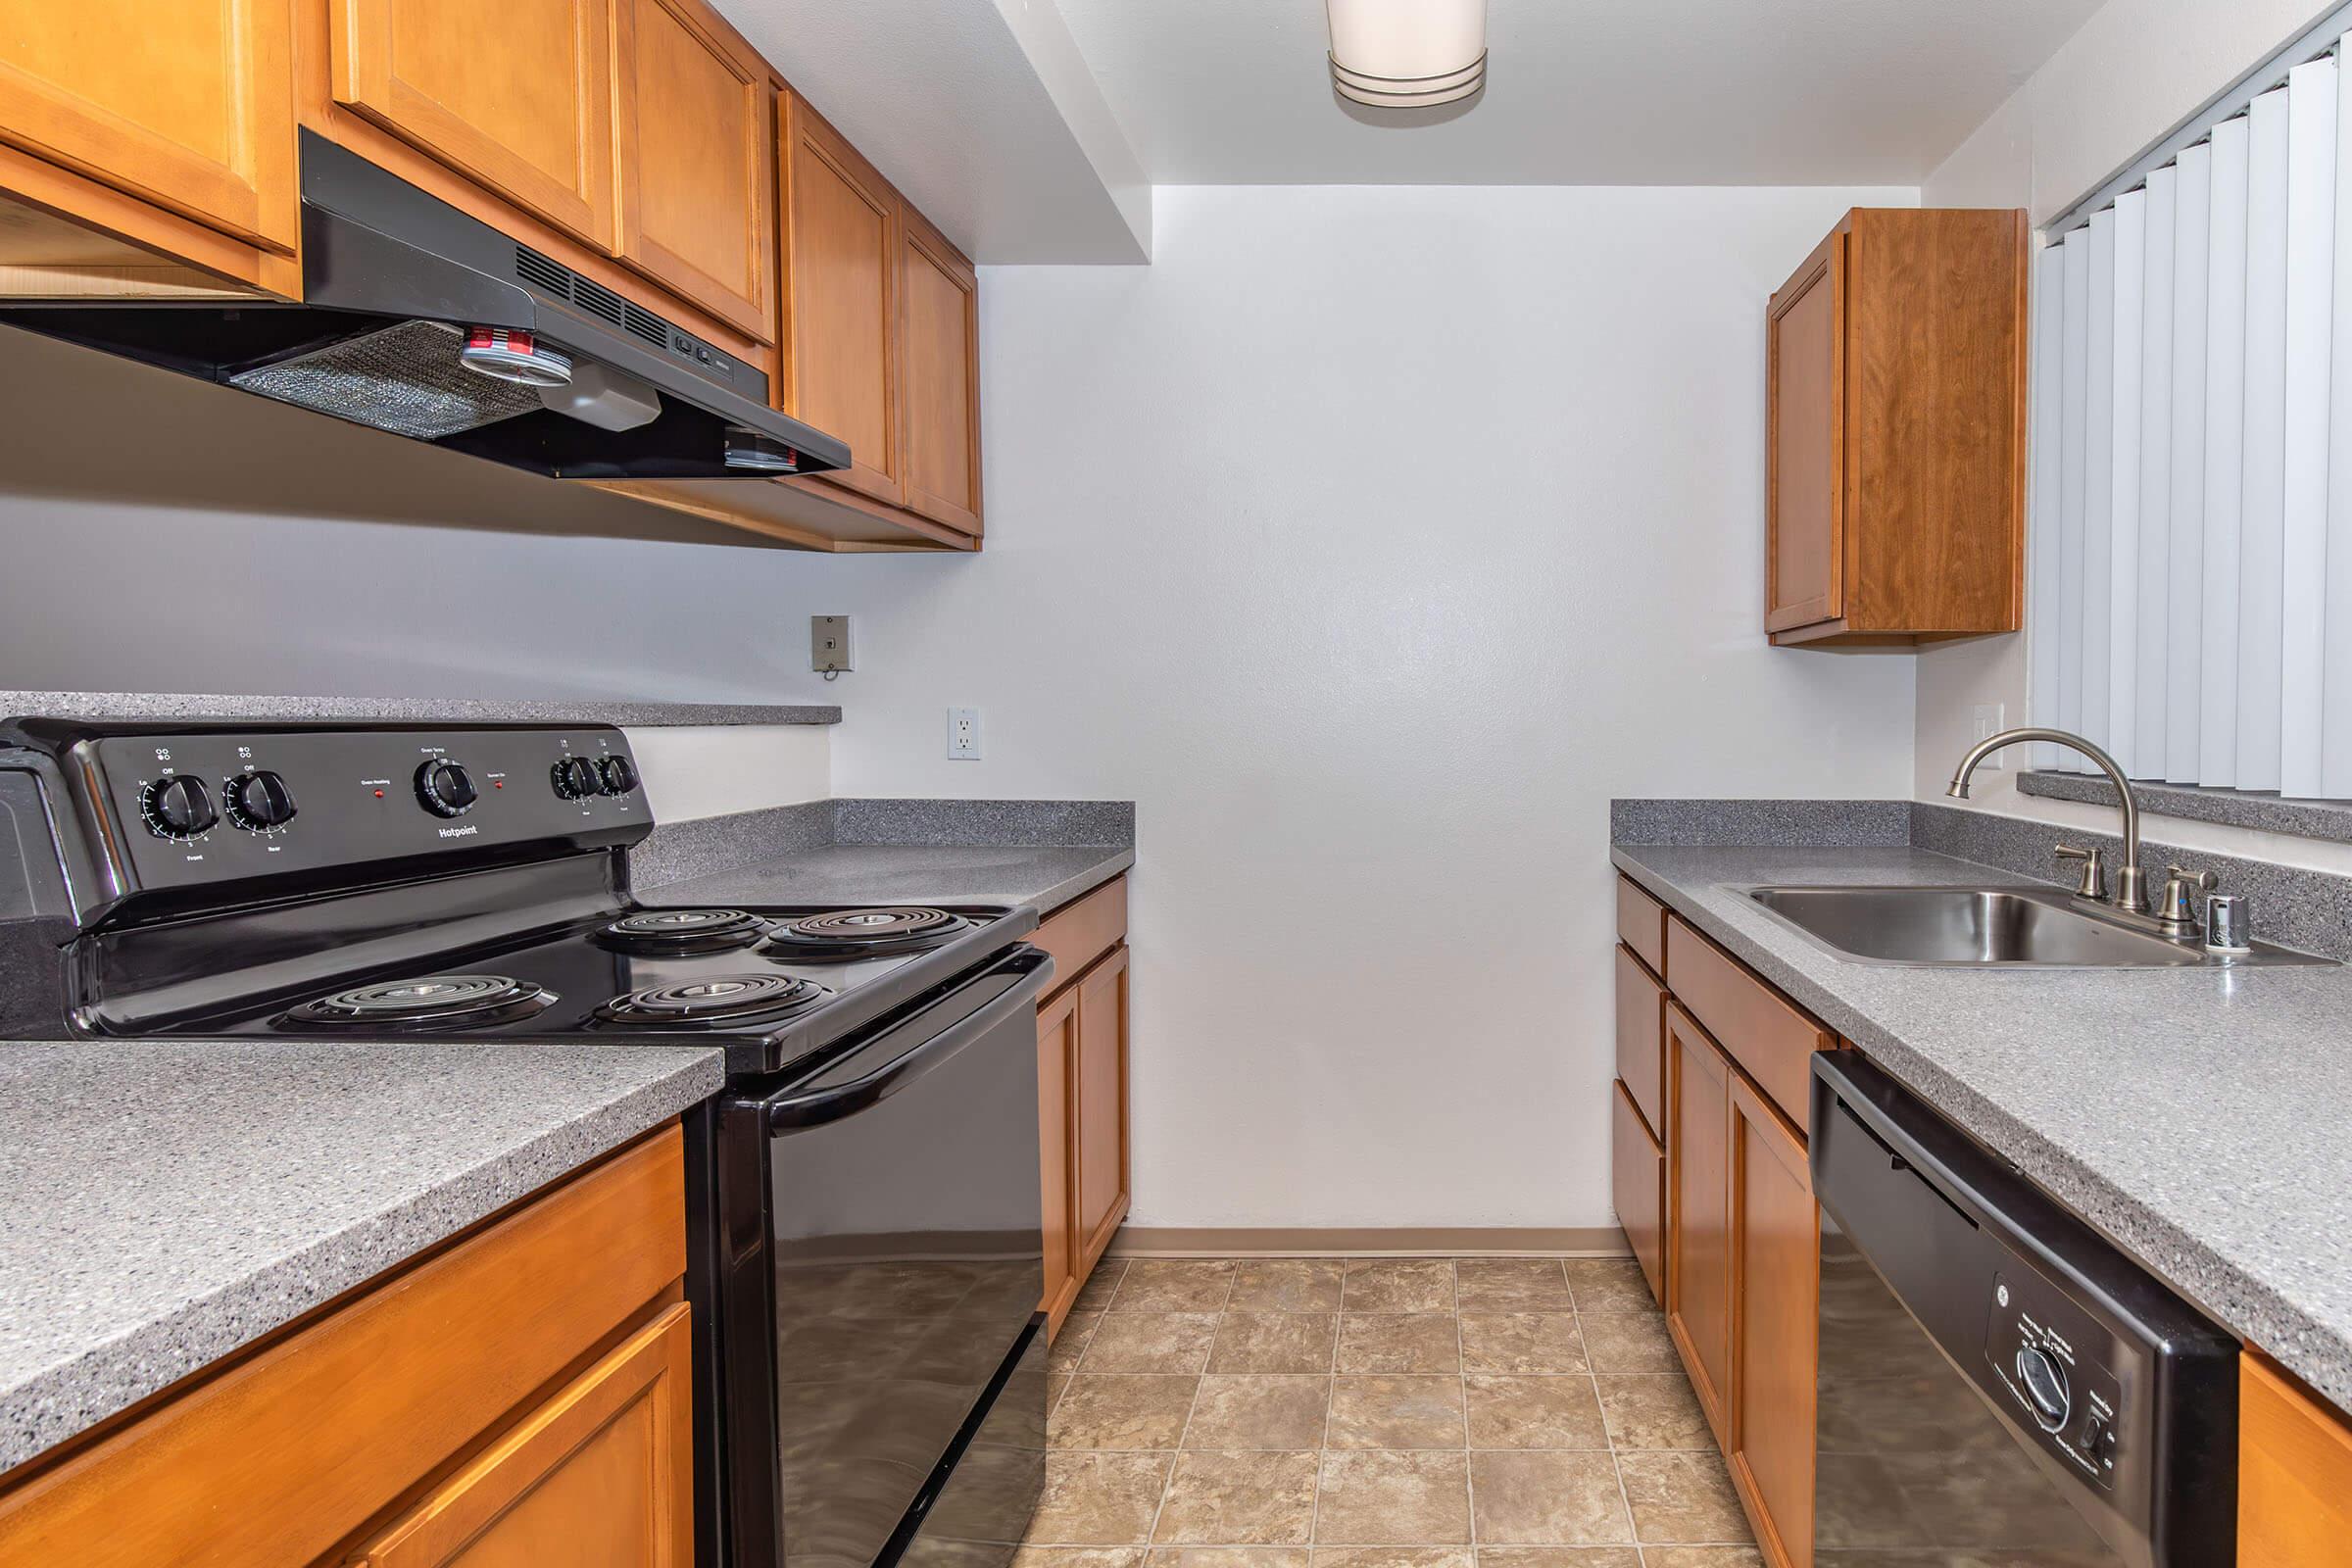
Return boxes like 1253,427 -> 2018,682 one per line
764,946 -> 1054,1131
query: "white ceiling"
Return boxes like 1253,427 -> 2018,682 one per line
1056,0 -> 2106,186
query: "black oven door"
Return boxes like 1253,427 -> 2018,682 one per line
712,945 -> 1052,1568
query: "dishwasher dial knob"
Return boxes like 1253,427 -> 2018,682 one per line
2016,1346 -> 2071,1431
551,756 -> 599,800
596,755 -> 638,796
141,775 -> 218,839
223,770 -> 298,830
415,759 -> 479,817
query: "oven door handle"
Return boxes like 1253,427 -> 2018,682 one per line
763,947 -> 1054,1131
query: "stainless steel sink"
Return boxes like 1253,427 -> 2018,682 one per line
1741,885 -> 2334,968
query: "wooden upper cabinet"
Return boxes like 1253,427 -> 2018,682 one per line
345,1302 -> 694,1568
1767,207 -> 2028,647
779,92 -> 900,504
330,0 -> 618,251
898,201 -> 983,534
0,0 -> 297,253
615,0 -> 772,340
1767,229 -> 1841,633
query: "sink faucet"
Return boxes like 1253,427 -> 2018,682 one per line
1946,727 -> 2149,916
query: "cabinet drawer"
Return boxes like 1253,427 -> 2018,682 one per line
0,1128 -> 685,1568
1617,875 -> 1667,975
1666,915 -> 1831,1134
1614,944 -> 1667,1137
1034,876 -> 1126,996
1611,1080 -> 1665,1308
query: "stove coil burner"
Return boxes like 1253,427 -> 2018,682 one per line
594,974 -> 833,1030
762,906 -> 972,958
281,973 -> 556,1031
595,906 -> 767,955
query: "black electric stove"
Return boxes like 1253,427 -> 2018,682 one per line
0,717 -> 1053,1568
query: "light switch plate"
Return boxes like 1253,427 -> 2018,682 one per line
1972,703 -> 2006,766
811,614 -> 853,674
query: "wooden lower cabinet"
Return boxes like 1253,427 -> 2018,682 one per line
1073,944 -> 1132,1271
1616,876 -> 1826,1567
1610,1081 -> 1664,1305
1035,876 -> 1133,1339
1728,1074 -> 1817,1568
346,1301 -> 693,1567
1037,981 -> 1083,1328
1666,1004 -> 1735,1445
2240,1350 -> 2352,1566
0,1127 -> 690,1568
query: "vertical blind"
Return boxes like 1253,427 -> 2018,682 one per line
2032,36 -> 2352,793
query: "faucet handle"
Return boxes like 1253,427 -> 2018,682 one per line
2157,865 -> 2219,932
2054,843 -> 2107,901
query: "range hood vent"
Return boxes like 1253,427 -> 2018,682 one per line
0,132 -> 852,484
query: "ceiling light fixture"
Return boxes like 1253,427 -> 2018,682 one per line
1326,0 -> 1488,108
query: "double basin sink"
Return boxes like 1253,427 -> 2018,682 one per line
1742,885 -> 2332,968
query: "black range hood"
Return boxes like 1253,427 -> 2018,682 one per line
0,131 -> 852,482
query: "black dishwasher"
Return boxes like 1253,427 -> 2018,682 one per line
1811,1052 -> 2237,1568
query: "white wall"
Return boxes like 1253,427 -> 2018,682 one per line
1915,0 -> 2330,832
0,329 -> 837,819
785,184 -> 1919,1229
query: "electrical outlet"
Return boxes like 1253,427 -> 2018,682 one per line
810,614 -> 854,674
948,707 -> 983,760
1972,703 -> 2006,765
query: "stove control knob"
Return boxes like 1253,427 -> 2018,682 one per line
142,775 -> 217,839
596,755 -> 638,797
223,770 -> 298,830
551,756 -> 599,800
415,759 -> 478,818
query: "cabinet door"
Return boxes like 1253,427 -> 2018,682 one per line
332,0 -> 617,250
345,1301 -> 693,1567
0,0 -> 296,251
780,95 -> 900,504
1666,1005 -> 1733,1444
1072,946 -> 1131,1272
1767,226 -> 1844,632
615,0 -> 772,339
898,203 -> 983,534
1038,983 -> 1081,1335
1729,1075 -> 1816,1568
2240,1350 -> 2352,1566
1611,1079 -> 1665,1307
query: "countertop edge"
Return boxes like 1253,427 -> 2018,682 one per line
1029,848 -> 1137,913
0,1047 -> 723,1473
0,691 -> 842,728
1608,845 -> 2352,1413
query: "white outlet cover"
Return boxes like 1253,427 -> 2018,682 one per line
948,707 -> 984,760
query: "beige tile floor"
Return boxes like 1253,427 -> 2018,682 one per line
1021,1257 -> 1764,1568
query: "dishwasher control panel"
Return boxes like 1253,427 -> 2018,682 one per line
1984,1265 -> 2125,1489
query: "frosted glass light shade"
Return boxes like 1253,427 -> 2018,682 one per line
1327,0 -> 1487,107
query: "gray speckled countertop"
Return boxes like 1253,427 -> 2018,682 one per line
0,1039 -> 721,1471
1612,842 -> 2352,1413
0,690 -> 841,727
643,842 -> 1134,915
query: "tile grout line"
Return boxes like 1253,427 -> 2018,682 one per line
1138,1259 -> 1234,1550
1578,1261 -> 1650,1560
1454,1259 -> 1475,1557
